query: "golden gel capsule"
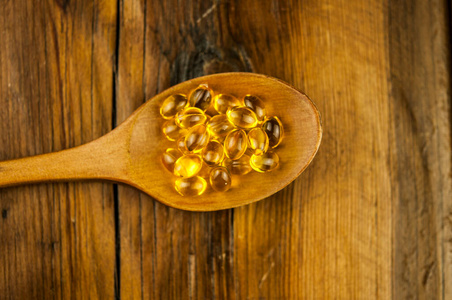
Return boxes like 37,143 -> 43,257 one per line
243,95 -> 266,121
160,94 -> 188,119
175,176 -> 207,196
209,166 -> 232,193
206,115 -> 235,140
175,107 -> 207,129
223,154 -> 252,175
202,140 -> 224,166
213,94 -> 240,114
224,129 -> 247,160
250,151 -> 279,173
226,107 -> 258,129
173,154 -> 203,177
262,116 -> 284,148
185,124 -> 210,153
247,128 -> 269,155
161,148 -> 182,173
162,118 -> 185,141
189,84 -> 213,111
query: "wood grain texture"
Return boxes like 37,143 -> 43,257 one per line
0,0 -> 117,298
0,0 -> 450,299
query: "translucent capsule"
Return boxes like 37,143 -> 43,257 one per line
213,94 -> 240,114
189,85 -> 213,111
175,107 -> 207,129
173,154 -> 203,177
250,151 -> 279,173
202,141 -> 224,166
160,94 -> 188,119
161,148 -> 182,173
262,116 -> 284,148
206,115 -> 235,140
162,118 -> 186,141
209,166 -> 232,192
223,154 -> 252,175
185,124 -> 210,153
243,95 -> 266,121
175,176 -> 207,196
224,129 -> 247,160
226,107 -> 258,129
247,128 -> 269,155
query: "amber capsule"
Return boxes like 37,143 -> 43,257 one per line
175,176 -> 207,196
226,107 -> 258,129
206,115 -> 235,140
223,154 -> 252,175
162,118 -> 186,141
189,84 -> 213,111
209,166 -> 232,193
160,94 -> 188,119
175,107 -> 207,129
224,129 -> 247,160
213,94 -> 240,114
201,141 -> 224,166
161,148 -> 182,173
250,151 -> 279,173
243,95 -> 266,121
262,116 -> 284,148
185,124 -> 210,153
247,128 -> 269,155
173,154 -> 203,177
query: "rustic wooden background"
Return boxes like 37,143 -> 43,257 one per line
0,0 -> 451,299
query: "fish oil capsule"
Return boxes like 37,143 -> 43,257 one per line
250,151 -> 279,173
243,95 -> 266,121
202,140 -> 224,166
185,124 -> 210,153
189,84 -> 213,111
162,118 -> 186,141
224,129 -> 247,160
161,148 -> 182,173
209,166 -> 232,192
226,107 -> 258,129
160,94 -> 188,119
223,154 -> 252,175
213,94 -> 240,114
173,154 -> 203,177
206,115 -> 235,141
262,116 -> 284,148
175,176 -> 207,196
247,128 -> 269,155
175,107 -> 207,129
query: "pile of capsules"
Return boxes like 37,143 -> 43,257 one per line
160,84 -> 284,197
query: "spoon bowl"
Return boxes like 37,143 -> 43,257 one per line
0,73 -> 322,211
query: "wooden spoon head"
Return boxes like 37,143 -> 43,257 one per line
124,73 -> 322,211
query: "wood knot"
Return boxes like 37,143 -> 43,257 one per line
2,209 -> 8,219
170,40 -> 253,85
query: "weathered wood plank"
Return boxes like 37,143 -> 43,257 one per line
388,0 -> 452,299
0,0 -> 117,298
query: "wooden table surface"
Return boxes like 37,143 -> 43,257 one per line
1,0 -> 451,299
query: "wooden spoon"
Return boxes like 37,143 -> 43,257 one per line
0,73 -> 322,211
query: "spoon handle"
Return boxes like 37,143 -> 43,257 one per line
0,133 -> 126,188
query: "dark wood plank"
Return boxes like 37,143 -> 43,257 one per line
0,0 -> 117,298
116,0 -> 245,299
388,0 -> 452,298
